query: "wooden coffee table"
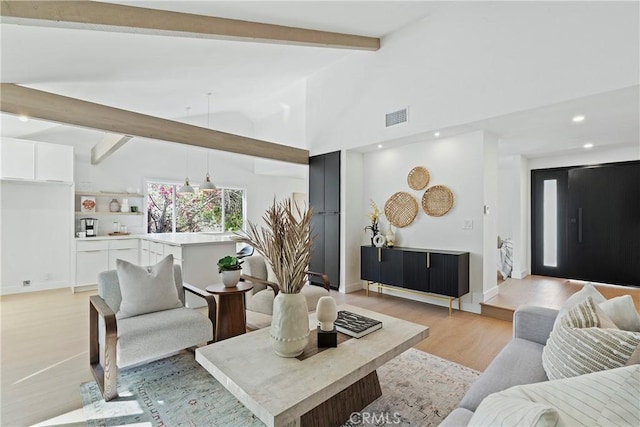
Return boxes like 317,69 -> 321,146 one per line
205,282 -> 253,341
196,304 -> 429,427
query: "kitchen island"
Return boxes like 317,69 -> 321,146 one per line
74,233 -> 238,307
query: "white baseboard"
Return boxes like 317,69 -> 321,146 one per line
1,280 -> 68,296
482,285 -> 500,301
512,269 -> 528,279
71,284 -> 97,293
343,281 -> 365,294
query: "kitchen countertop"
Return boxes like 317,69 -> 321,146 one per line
75,232 -> 237,246
144,233 -> 236,246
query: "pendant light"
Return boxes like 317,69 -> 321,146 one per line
200,92 -> 217,192
178,107 -> 195,194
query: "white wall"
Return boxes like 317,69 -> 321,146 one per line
22,127 -> 307,235
341,150 -> 364,292
359,131 -> 492,312
1,181 -> 73,294
306,1 -> 639,155
496,146 -> 640,280
497,155 -> 529,279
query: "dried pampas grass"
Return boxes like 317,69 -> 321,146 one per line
236,198 -> 313,294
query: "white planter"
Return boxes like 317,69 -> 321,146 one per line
270,292 -> 309,357
221,270 -> 241,287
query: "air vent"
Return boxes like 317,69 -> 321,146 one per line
385,108 -> 408,127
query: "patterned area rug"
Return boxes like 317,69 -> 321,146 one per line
81,348 -> 479,426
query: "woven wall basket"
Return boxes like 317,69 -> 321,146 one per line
384,191 -> 418,228
422,185 -> 454,217
407,166 -> 430,190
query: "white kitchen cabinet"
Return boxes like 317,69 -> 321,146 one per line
36,142 -> 73,182
140,239 -> 151,266
0,138 -> 35,180
75,239 -> 139,289
148,241 -> 164,265
76,240 -> 109,287
0,138 -> 73,183
108,239 -> 139,270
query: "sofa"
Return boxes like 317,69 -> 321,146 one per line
240,254 -> 331,329
442,284 -> 640,426
440,305 -> 558,425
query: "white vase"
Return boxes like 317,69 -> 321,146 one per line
385,226 -> 396,247
221,270 -> 241,287
270,292 -> 310,357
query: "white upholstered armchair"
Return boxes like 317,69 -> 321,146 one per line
241,255 -> 331,329
90,259 -> 216,401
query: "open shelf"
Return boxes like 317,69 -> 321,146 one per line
75,191 -> 144,198
75,211 -> 143,216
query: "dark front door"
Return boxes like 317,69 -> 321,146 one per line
532,161 -> 640,286
566,163 -> 640,285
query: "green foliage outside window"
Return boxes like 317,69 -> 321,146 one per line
147,182 -> 245,233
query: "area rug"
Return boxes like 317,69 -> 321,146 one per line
81,348 -> 479,426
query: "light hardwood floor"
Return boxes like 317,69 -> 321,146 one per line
0,286 -> 514,426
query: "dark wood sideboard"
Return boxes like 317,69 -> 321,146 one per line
361,246 -> 470,315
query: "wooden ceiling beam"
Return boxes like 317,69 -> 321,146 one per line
0,84 -> 309,165
0,1 -> 380,51
91,133 -> 132,165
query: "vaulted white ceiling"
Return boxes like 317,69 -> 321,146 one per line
1,1 -> 638,159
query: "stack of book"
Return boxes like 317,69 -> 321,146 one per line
334,310 -> 383,338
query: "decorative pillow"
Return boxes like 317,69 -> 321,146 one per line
472,365 -> 639,426
599,295 -> 640,332
542,297 -> 640,380
469,397 -> 558,427
116,254 -> 182,319
553,284 -> 606,329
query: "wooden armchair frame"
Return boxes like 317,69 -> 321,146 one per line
89,283 -> 217,401
240,270 -> 330,296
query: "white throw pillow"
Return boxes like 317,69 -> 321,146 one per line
469,396 -> 558,427
553,284 -> 606,329
599,295 -> 640,332
472,365 -> 639,426
542,297 -> 640,380
116,254 -> 182,319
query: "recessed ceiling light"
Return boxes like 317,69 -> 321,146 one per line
18,115 -> 29,122
377,144 -> 383,149
583,143 -> 594,149
572,115 -> 585,123
434,132 -> 440,137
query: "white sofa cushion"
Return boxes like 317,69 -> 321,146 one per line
116,307 -> 212,367
469,397 -> 558,427
470,365 -> 640,426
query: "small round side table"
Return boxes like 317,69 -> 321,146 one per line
206,282 -> 254,341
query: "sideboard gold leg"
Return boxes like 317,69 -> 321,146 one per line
448,298 -> 452,316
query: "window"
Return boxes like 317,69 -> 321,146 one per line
147,182 -> 245,233
542,179 -> 558,267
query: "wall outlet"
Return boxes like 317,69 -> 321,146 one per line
22,280 -> 31,287
463,220 -> 473,230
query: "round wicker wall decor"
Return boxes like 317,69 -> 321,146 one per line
422,185 -> 454,217
407,166 -> 430,190
384,192 -> 418,228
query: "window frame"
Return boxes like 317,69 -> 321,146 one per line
144,178 -> 247,234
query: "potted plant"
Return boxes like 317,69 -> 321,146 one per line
236,198 -> 313,357
217,255 -> 244,287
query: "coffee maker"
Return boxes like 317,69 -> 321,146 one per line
81,218 -> 99,237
